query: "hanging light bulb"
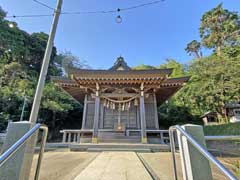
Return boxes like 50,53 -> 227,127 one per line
115,8 -> 122,23
115,15 -> 122,23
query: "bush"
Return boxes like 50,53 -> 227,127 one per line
204,122 -> 240,135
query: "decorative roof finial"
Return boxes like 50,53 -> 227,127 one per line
109,56 -> 131,70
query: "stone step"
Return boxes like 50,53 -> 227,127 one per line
98,138 -> 141,143
98,132 -> 126,137
98,135 -> 140,139
87,148 -> 151,152
70,143 -> 170,152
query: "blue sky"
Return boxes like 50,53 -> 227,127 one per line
1,0 -> 239,69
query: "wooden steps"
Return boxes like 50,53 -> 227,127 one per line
97,131 -> 141,143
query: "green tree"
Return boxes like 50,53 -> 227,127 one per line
200,3 -> 240,56
159,59 -> 186,77
132,64 -> 156,70
0,7 -> 83,138
175,54 -> 240,122
56,51 -> 90,76
40,83 -> 79,139
185,40 -> 202,58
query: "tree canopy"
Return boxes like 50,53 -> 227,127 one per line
200,3 -> 240,56
0,8 -> 84,137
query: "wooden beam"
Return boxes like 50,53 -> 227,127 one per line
92,93 -> 138,98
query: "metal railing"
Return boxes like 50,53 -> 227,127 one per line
169,125 -> 238,180
0,123 -> 48,180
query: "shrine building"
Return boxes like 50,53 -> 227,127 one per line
52,57 -> 190,143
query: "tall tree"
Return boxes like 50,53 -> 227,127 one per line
56,51 -> 90,76
159,59 -> 186,78
0,7 -> 83,137
185,40 -> 202,58
175,54 -> 240,122
200,3 -> 240,56
0,6 -> 6,20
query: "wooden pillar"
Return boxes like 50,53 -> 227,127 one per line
100,104 -> 104,129
153,92 -> 159,129
137,106 -> 140,129
74,133 -> 77,142
62,131 -> 67,143
77,133 -> 80,143
127,109 -> 130,129
92,83 -> 100,143
81,95 -> 87,129
140,83 -> 147,143
67,132 -> 71,143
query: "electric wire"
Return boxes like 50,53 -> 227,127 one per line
33,0 -> 55,11
6,0 -> 165,19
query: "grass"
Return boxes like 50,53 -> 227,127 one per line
203,122 -> 240,136
233,160 -> 240,179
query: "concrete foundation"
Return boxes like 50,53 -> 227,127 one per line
0,121 -> 38,180
177,124 -> 213,180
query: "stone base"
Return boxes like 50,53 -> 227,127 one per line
141,137 -> 148,144
92,137 -> 98,143
177,124 -> 213,180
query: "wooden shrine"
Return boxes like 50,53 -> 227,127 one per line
52,57 -> 190,143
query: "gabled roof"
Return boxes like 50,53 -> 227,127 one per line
52,57 -> 190,105
109,56 -> 131,70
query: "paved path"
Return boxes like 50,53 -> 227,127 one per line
31,151 -> 99,180
139,152 -> 182,180
74,152 -> 152,180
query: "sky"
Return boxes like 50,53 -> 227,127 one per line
0,0 -> 239,69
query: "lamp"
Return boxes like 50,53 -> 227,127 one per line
115,15 -> 122,23
115,8 -> 122,23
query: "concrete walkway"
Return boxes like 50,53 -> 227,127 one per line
74,152 -> 152,180
31,151 -> 99,180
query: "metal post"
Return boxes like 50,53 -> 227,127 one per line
169,129 -> 178,180
20,96 -> 27,121
34,125 -> 48,180
29,0 -> 63,124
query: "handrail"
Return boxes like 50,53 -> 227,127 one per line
169,125 -> 238,180
0,123 -> 48,180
